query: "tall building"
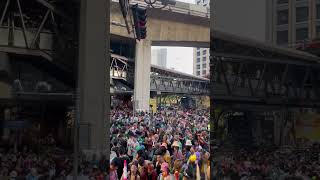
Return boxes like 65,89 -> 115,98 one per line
193,0 -> 210,77
151,48 -> 167,68
213,0 -> 271,43
213,0 -> 320,46
193,47 -> 210,77
270,0 -> 320,47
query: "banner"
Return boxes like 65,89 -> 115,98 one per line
150,98 -> 157,113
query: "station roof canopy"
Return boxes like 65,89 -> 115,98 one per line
211,30 -> 320,65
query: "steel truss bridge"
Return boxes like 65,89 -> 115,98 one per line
110,54 -> 209,95
210,31 -> 320,146
211,31 -> 320,108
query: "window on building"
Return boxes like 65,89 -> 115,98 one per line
317,4 -> 320,19
316,26 -> 320,37
202,57 -> 206,62
203,49 -> 207,55
277,30 -> 289,45
197,51 -> 201,56
296,28 -> 308,41
296,7 -> 308,22
197,64 -> 200,69
277,0 -> 288,4
277,10 -> 289,25
197,58 -> 200,63
203,64 -> 207,68
197,71 -> 200,76
202,70 -> 206,75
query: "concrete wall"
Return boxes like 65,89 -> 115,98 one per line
213,0 -> 269,43
110,2 -> 210,47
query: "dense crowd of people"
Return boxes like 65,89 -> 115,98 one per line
2,99 -> 320,180
0,134 -> 109,180
109,105 -> 211,180
212,139 -> 320,180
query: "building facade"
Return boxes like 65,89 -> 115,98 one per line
193,47 -> 210,77
271,0 -> 320,47
193,0 -> 210,77
151,48 -> 167,68
213,0 -> 320,46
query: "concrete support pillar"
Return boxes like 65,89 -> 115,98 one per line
134,40 -> 151,112
77,0 -> 109,157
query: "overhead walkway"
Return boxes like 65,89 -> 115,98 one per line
211,30 -> 320,108
110,54 -> 209,95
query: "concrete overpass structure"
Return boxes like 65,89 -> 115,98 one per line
0,0 -> 210,112
111,0 -> 210,47
111,0 -> 210,111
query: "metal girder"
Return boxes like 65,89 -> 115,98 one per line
150,65 -> 208,81
211,54 -> 320,107
0,46 -> 52,61
0,0 -> 75,54
150,75 -> 209,95
0,0 -> 10,26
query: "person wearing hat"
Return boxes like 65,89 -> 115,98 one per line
171,141 -> 183,163
184,140 -> 193,161
173,135 -> 183,152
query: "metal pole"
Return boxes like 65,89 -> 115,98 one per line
73,92 -> 79,180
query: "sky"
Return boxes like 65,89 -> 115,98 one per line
150,0 -> 197,75
152,46 -> 194,75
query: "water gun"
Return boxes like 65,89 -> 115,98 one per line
174,171 -> 179,180
123,160 -> 128,180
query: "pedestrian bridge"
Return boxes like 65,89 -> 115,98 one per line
110,54 -> 209,95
